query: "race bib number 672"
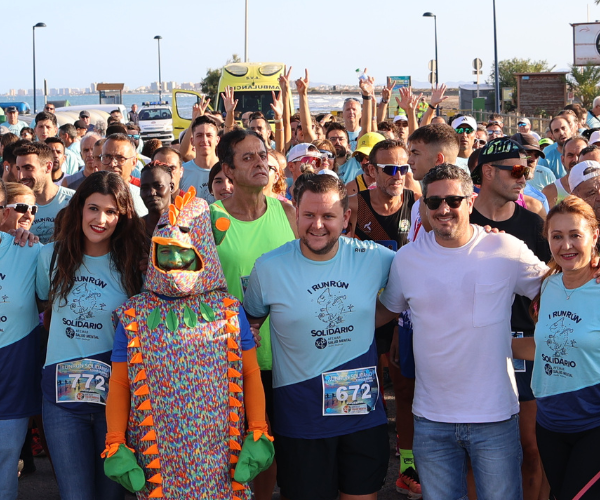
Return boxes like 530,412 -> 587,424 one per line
322,366 -> 379,416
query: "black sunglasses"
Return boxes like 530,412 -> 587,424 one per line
423,195 -> 469,210
491,164 -> 531,179
376,164 -> 409,176
5,203 -> 38,215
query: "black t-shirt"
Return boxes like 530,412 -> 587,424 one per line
470,203 -> 551,333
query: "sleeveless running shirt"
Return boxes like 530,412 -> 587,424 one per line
211,196 -> 295,370
554,178 -> 569,204
354,189 -> 415,250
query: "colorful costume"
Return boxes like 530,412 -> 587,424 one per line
104,187 -> 272,499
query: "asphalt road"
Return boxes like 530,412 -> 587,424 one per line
17,384 -> 402,500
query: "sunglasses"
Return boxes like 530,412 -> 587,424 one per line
423,195 -> 469,210
299,156 -> 322,168
319,150 -> 335,159
518,122 -> 527,127
487,130 -> 502,136
491,164 -> 531,179
128,134 -> 140,140
474,139 -> 486,146
395,121 -> 409,128
455,127 -> 474,134
5,203 -> 38,215
377,164 -> 409,176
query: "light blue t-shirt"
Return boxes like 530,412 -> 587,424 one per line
36,244 -> 130,413
347,127 -> 361,152
0,234 -> 40,349
0,233 -> 42,419
586,110 -> 600,130
454,156 -> 471,174
528,164 -> 556,191
243,237 -> 394,438
31,186 -> 75,244
523,183 -> 550,213
63,148 -> 80,176
532,274 -> 600,432
538,143 -> 566,179
67,141 -> 84,168
181,160 -> 214,203
3,120 -> 28,135
338,156 -> 363,185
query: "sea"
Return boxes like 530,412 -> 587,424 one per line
1,93 -> 363,115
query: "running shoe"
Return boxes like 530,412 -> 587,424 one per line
395,466 -> 422,499
31,428 -> 45,457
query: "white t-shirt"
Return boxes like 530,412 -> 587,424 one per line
407,199 -> 423,243
379,225 -> 547,423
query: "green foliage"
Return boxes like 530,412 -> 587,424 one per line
201,54 -> 241,103
568,64 -> 600,109
488,58 -> 552,91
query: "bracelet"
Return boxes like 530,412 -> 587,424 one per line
273,118 -> 283,124
275,128 -> 283,131
381,98 -> 389,104
362,95 -> 372,100
428,103 -> 437,110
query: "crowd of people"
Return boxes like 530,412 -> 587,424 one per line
1,68 -> 600,500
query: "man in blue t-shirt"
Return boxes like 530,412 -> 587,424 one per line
244,173 -> 394,500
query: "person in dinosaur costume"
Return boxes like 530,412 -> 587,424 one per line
102,186 -> 274,499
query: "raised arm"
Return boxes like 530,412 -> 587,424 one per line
395,87 -> 420,135
271,90 -> 285,153
420,83 -> 448,126
180,96 -> 211,162
222,86 -> 238,132
279,66 -> 293,149
377,77 -> 394,124
296,68 -> 316,143
359,72 -> 376,138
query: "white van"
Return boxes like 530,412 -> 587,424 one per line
138,102 -> 174,144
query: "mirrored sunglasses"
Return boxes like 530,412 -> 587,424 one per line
5,203 -> 38,215
376,164 -> 409,176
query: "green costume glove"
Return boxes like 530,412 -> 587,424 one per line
233,433 -> 275,483
103,443 -> 146,493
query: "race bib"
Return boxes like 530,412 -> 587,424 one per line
322,366 -> 379,416
512,332 -> 526,372
56,359 -> 111,405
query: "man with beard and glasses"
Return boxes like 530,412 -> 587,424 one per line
244,172 -> 394,500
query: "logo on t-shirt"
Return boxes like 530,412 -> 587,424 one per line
316,288 -> 354,328
65,327 -> 75,339
315,338 -> 328,349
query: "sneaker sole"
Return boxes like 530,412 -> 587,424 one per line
395,486 -> 422,500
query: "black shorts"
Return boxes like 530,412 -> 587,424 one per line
260,370 -> 274,425
274,424 -> 389,500
515,361 -> 535,402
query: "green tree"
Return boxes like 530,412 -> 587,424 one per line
568,64 -> 600,109
201,54 -> 241,103
488,58 -> 551,91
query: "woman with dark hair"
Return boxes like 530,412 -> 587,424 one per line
36,171 -> 146,500
517,195 -> 600,499
208,162 -> 234,202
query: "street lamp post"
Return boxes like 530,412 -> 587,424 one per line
33,22 -> 46,114
244,0 -> 249,62
154,35 -> 163,103
492,0 -> 501,113
423,12 -> 439,116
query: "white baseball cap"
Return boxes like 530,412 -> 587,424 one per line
451,115 -> 477,131
287,143 -> 320,163
393,115 -> 408,123
589,130 -> 600,145
569,160 -> 600,191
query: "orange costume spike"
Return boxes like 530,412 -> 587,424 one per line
148,473 -> 162,484
143,444 -> 159,455
130,352 -> 143,364
228,368 -> 241,378
229,382 -> 243,393
227,351 -> 241,362
148,486 -> 163,498
140,415 -> 154,426
133,369 -> 147,383
127,337 -> 140,348
125,322 -> 139,332
222,297 -> 236,307
225,310 -> 238,320
141,430 -> 157,441
134,384 -> 150,396
124,308 -> 136,317
146,458 -> 161,469
137,400 -> 152,411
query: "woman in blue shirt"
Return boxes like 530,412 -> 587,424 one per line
37,171 -> 146,500
524,196 -> 600,500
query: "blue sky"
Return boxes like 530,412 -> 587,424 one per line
0,0 -> 598,93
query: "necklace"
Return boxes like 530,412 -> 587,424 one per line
564,287 -> 576,300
